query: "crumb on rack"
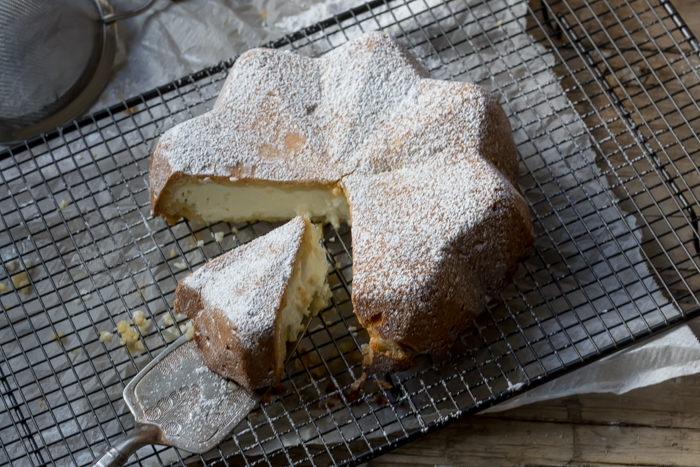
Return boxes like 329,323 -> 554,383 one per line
162,314 -> 174,327
132,310 -> 151,334
51,330 -> 66,344
174,261 -> 187,270
232,227 -> 239,234
0,283 -> 6,292
58,200 -> 70,209
12,271 -> 31,294
227,380 -> 239,391
137,281 -> 146,299
116,320 -> 145,355
196,240 -> 204,248
99,330 -> 113,343
4,260 -> 16,272
181,321 -> 196,341
170,249 -> 177,258
132,310 -> 145,326
214,232 -> 224,243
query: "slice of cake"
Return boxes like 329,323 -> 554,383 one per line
174,217 -> 331,391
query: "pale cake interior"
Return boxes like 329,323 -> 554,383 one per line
274,222 -> 331,371
169,179 -> 350,229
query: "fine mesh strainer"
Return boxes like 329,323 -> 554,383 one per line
0,0 -> 158,144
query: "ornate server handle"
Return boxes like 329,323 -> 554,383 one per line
92,423 -> 165,467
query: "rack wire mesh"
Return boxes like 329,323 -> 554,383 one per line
1,0 -> 700,465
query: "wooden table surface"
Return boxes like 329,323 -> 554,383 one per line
368,1 -> 700,466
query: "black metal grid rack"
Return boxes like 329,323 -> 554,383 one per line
1,0 -> 700,465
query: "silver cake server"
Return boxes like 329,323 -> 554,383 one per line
92,315 -> 313,467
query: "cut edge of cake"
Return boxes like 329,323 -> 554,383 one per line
174,216 -> 331,391
152,175 -> 350,229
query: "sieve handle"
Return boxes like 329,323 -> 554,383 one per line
102,0 -> 159,24
92,423 -> 165,467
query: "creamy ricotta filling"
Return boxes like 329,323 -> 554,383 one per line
275,223 -> 332,370
169,180 -> 350,228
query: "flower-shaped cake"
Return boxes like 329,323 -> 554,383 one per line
150,32 -> 534,376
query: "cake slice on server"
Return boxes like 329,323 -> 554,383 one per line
174,217 -> 331,391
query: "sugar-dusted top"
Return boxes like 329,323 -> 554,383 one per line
151,32 -> 517,201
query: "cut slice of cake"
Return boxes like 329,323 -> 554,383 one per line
174,216 -> 331,391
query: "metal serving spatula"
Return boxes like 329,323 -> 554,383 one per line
92,315 -> 312,467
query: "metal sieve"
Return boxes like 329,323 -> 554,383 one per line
0,0 -> 157,144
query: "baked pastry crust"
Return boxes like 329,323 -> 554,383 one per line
174,217 -> 330,391
152,32 -> 534,377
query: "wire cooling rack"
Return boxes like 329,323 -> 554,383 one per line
2,0 -> 700,465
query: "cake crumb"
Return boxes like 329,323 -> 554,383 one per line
348,326 -> 358,332
12,271 -> 31,294
181,321 -> 196,341
137,281 -> 146,299
58,200 -> 71,209
162,314 -> 174,326
174,261 -> 187,270
196,240 -> 204,248
0,283 -> 6,292
51,331 -> 66,344
116,320 -> 144,355
229,177 -> 239,182
214,232 -> 224,243
227,381 -> 239,391
170,249 -> 177,258
232,227 -> 239,234
5,260 -> 16,272
132,310 -> 146,326
99,330 -> 113,343
132,310 -> 151,334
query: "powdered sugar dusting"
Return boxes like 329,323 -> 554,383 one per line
181,217 -> 305,349
155,32 -> 533,357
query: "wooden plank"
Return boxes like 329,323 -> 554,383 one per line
372,373 -> 700,465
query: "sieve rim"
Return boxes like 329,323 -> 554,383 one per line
0,0 -> 118,145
